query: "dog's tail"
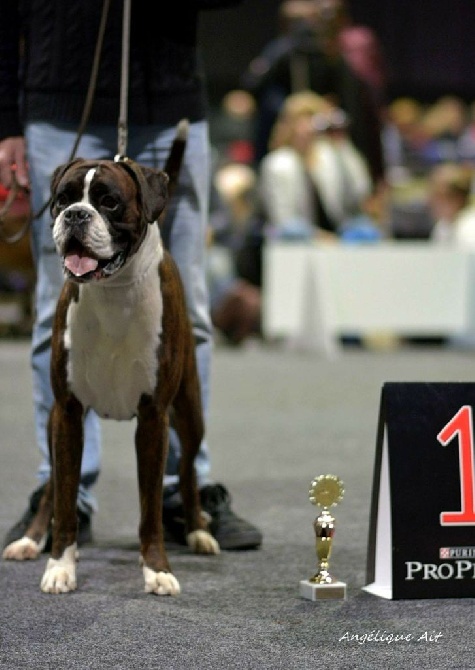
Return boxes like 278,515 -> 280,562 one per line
163,118 -> 189,201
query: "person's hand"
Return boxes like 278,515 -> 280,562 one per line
0,137 -> 29,190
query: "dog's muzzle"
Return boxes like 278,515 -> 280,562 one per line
57,206 -> 128,283
63,242 -> 127,282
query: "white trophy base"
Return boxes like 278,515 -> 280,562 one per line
299,579 -> 347,601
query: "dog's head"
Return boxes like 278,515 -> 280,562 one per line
50,158 -> 169,283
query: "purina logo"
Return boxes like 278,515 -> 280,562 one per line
439,547 -> 475,559
405,556 -> 475,580
404,548 -> 475,581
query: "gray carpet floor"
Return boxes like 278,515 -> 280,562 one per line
1,338 -> 475,669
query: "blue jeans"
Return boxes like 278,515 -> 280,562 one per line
26,120 -> 213,515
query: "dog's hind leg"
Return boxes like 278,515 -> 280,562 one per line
3,408 -> 57,561
173,341 -> 220,556
2,479 -> 54,561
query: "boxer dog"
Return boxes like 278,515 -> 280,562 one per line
3,120 -> 220,595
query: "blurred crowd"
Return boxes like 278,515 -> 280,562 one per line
206,0 -> 475,346
2,0 -> 475,345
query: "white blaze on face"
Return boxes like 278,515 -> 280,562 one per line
82,168 -> 96,203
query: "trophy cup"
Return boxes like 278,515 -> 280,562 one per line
299,474 -> 347,601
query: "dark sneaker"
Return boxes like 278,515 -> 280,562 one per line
162,483 -> 263,550
2,484 -> 93,552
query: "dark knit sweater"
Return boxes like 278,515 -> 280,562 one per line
0,0 -> 242,141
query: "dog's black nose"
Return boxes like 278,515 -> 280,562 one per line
64,207 -> 92,227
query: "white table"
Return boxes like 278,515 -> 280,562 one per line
262,241 -> 475,355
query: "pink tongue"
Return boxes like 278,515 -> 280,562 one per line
64,252 -> 99,276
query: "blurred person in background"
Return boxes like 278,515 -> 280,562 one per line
458,100 -> 475,164
208,162 -> 264,345
381,97 -> 429,184
420,96 -> 468,166
258,90 -> 376,242
428,162 -> 475,247
426,161 -> 475,348
209,89 -> 257,167
338,24 -> 387,118
240,0 -> 385,186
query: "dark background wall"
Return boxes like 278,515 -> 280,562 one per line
199,0 -> 475,106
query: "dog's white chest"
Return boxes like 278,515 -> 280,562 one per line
65,243 -> 163,420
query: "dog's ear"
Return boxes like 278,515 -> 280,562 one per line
49,159 -> 86,218
139,166 -> 170,223
119,161 -> 169,223
50,158 -> 85,195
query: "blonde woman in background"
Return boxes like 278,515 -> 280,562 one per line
428,162 -> 475,247
258,90 -> 375,241
427,161 -> 475,349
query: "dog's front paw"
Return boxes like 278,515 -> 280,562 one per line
40,545 -> 77,594
143,565 -> 181,596
187,529 -> 220,555
2,537 -> 41,561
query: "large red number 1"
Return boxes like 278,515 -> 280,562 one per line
437,405 -> 475,525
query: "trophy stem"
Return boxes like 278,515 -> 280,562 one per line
309,506 -> 335,584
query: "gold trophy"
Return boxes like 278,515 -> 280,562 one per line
299,474 -> 347,601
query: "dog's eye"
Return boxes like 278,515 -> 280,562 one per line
99,195 -> 119,211
55,193 -> 69,210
